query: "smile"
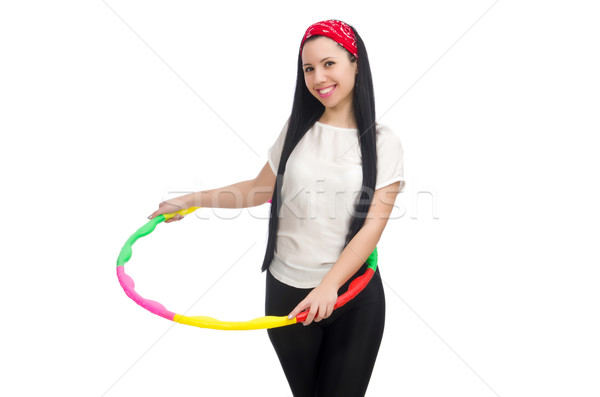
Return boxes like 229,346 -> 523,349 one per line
317,85 -> 336,98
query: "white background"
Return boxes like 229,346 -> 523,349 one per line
1,1 -> 599,396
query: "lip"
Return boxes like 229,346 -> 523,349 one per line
316,84 -> 336,98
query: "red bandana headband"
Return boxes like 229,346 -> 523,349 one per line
300,19 -> 358,59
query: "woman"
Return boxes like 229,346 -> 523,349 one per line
149,19 -> 405,397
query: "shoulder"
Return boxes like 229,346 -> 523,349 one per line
374,122 -> 402,147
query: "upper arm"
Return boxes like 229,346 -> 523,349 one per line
362,181 -> 402,239
252,161 -> 277,205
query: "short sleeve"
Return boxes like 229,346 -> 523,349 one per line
267,117 -> 290,174
375,124 -> 406,192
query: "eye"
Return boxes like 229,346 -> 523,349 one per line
304,61 -> 335,73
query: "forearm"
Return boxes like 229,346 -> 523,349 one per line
180,179 -> 270,209
321,225 -> 382,290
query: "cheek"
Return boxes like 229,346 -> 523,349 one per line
344,71 -> 357,87
304,75 -> 312,90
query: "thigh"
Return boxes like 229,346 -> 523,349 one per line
265,269 -> 324,397
316,272 -> 386,397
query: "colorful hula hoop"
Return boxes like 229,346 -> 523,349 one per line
116,205 -> 378,330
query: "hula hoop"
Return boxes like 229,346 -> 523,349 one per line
116,206 -> 378,330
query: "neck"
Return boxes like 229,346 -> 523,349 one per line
319,99 -> 356,129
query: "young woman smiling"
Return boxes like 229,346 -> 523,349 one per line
149,19 -> 406,397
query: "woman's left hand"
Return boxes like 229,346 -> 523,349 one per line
288,281 -> 339,326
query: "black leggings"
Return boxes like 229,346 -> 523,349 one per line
265,262 -> 386,397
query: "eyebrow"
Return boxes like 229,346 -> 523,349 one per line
302,56 -> 336,67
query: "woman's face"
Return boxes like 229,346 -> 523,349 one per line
301,36 -> 358,111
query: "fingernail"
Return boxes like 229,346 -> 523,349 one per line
288,314 -> 293,319
147,215 -> 152,219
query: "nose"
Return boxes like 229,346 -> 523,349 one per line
313,66 -> 326,84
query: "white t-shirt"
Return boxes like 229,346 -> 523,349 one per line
267,118 -> 406,288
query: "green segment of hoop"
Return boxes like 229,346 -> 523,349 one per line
117,215 -> 166,268
366,246 -> 378,272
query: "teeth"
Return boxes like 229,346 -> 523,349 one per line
318,86 -> 334,94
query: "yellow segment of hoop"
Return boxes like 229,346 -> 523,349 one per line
162,206 -> 202,221
173,314 -> 297,330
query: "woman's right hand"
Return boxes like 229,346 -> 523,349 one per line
147,198 -> 190,223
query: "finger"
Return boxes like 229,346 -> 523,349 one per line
315,303 -> 327,322
304,305 -> 318,326
288,301 -> 307,320
287,304 -> 299,319
313,307 -> 322,322
325,304 -> 334,319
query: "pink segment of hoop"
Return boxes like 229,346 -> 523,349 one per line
117,266 -> 176,320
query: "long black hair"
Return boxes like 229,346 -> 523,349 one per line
261,23 -> 377,273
